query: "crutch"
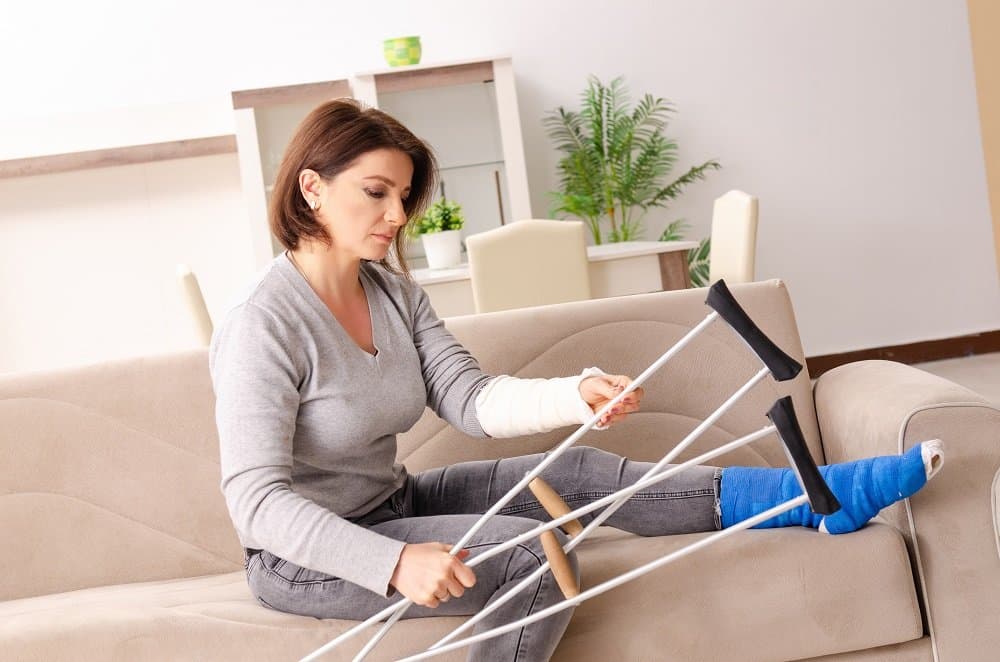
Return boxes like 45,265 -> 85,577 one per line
300,298 -> 720,662
395,395 -> 840,661
428,422 -> 783,641
421,281 -> 829,651
299,280 -> 804,661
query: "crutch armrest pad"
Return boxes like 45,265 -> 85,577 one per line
768,396 -> 840,515
705,280 -> 802,382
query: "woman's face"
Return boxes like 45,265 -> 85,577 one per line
302,147 -> 414,261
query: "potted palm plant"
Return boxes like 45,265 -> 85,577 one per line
545,75 -> 721,245
406,190 -> 465,269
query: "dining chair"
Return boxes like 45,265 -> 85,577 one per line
465,219 -> 592,313
177,264 -> 213,346
708,190 -> 759,284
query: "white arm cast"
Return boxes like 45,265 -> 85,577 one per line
474,367 -> 610,438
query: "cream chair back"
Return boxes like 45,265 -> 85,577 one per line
465,220 -> 592,313
177,264 -> 213,346
709,191 -> 759,284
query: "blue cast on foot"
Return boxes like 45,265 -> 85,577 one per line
719,440 -> 944,534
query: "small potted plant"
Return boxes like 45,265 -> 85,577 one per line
406,193 -> 465,269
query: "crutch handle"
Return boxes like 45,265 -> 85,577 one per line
539,530 -> 580,599
767,396 -> 840,515
705,279 -> 802,382
528,478 -> 584,537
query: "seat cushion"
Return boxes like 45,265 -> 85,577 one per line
0,525 -> 921,662
557,523 -> 922,661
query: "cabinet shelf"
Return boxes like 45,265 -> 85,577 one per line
439,159 -> 505,172
0,136 -> 236,179
0,99 -> 239,179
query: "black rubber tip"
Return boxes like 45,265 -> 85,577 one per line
767,396 -> 841,515
705,280 -> 803,382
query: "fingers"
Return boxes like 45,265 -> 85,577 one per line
613,378 -> 643,402
443,576 -> 465,600
596,381 -> 644,426
452,558 -> 477,588
599,376 -> 624,398
607,377 -> 643,404
421,548 -> 477,608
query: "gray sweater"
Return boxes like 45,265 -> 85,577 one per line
208,252 -> 493,596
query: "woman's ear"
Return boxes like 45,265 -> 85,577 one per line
298,169 -> 323,204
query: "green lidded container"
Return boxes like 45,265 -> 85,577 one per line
383,36 -> 422,67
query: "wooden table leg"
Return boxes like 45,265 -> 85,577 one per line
657,251 -> 692,290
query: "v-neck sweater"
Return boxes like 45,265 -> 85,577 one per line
208,252 -> 492,596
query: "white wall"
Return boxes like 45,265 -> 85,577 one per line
1,0 -> 997,374
0,155 -> 252,373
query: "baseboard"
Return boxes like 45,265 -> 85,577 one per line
806,330 -> 1000,378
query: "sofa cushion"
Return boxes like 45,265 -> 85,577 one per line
0,524 -> 922,661
0,350 -> 244,601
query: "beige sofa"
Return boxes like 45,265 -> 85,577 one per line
2,280 -> 998,661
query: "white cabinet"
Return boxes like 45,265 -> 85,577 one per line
231,57 -> 532,269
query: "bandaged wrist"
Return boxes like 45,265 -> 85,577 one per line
474,367 -> 609,438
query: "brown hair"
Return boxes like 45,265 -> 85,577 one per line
268,98 -> 437,278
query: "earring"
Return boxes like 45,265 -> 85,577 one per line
310,199 -> 321,211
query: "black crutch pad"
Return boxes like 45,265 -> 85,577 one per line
705,280 -> 803,382
767,396 -> 840,515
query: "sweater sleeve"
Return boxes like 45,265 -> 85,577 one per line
209,302 -> 406,597
406,280 -> 494,438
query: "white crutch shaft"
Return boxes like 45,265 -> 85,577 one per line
431,284 -> 797,660
343,312 -> 723,662
401,494 -> 811,662
449,310 -> 719,555
299,601 -> 403,662
462,425 -> 775,572
431,424 -> 775,649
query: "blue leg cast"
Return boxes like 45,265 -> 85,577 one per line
720,440 -> 943,534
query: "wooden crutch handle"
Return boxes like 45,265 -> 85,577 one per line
539,530 -> 580,599
528,478 -> 584,537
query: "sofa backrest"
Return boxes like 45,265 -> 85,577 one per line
0,350 -> 237,601
399,279 -> 821,474
0,279 -> 819,601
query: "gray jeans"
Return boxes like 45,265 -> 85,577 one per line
245,446 -> 723,661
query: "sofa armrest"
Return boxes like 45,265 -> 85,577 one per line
814,360 -> 1000,661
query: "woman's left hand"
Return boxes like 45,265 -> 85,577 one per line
579,374 -> 643,428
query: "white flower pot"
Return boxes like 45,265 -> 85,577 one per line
422,229 -> 463,269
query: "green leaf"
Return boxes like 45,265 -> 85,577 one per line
406,197 -> 465,237
658,219 -> 689,242
687,237 -> 711,287
648,160 -> 723,209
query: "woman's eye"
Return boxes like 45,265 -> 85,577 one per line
364,188 -> 385,199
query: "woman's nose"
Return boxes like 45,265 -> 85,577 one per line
386,197 -> 406,225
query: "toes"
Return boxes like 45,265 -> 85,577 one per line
920,440 -> 945,480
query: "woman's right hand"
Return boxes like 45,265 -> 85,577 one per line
389,542 -> 477,608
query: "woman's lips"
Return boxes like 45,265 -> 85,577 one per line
372,233 -> 393,243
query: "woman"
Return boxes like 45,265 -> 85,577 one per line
209,99 -> 942,661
